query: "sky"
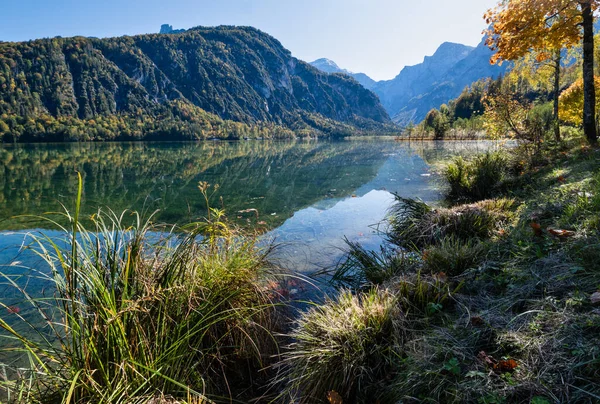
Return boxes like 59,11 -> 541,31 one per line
0,0 -> 498,81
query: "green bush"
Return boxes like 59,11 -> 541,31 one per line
445,152 -> 509,202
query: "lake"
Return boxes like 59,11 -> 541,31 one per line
0,139 -> 499,370
0,140 -> 496,276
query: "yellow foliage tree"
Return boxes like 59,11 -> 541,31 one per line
483,92 -> 530,139
559,76 -> 600,125
485,0 -> 598,144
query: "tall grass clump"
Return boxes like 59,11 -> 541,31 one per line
330,238 -> 420,289
388,195 -> 517,249
422,236 -> 486,276
445,152 -> 509,202
0,179 -> 281,403
279,288 -> 404,404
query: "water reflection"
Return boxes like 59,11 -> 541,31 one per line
0,140 -> 496,274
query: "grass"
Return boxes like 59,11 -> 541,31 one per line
278,288 -> 404,404
0,180 -> 283,403
388,195 -> 517,249
287,134 -> 600,403
329,238 -> 421,289
444,152 -> 509,202
422,236 -> 487,276
3,136 -> 600,403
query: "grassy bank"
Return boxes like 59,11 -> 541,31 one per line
1,136 -> 599,403
0,182 -> 288,403
282,134 -> 600,403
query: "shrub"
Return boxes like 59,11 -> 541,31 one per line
423,237 -> 487,276
388,196 -> 517,249
280,288 -> 403,403
0,181 -> 281,403
444,152 -> 509,202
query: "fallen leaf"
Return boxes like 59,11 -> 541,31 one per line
471,316 -> 485,326
591,291 -> 600,305
530,222 -> 544,237
557,175 -> 566,183
548,228 -> 576,238
327,391 -> 343,404
494,359 -> 518,373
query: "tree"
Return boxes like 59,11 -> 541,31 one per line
424,108 -> 450,139
559,76 -> 600,125
485,0 -> 598,144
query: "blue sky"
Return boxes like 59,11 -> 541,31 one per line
1,0 -> 498,81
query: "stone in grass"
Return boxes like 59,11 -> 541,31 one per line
591,291 -> 600,305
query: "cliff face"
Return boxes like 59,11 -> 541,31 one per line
388,38 -> 510,124
372,42 -> 475,122
310,40 -> 509,126
0,26 -> 391,141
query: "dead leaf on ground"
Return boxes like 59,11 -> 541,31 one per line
494,359 -> 518,373
530,222 -> 544,237
548,228 -> 576,238
478,351 -> 495,367
327,391 -> 343,404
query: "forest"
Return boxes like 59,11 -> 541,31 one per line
0,26 -> 394,142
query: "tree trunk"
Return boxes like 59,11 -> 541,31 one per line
553,50 -> 561,142
581,1 -> 597,144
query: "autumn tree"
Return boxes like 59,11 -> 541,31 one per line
485,0 -> 598,144
559,76 -> 600,124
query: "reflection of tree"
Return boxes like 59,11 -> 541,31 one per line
406,140 -> 502,167
0,141 -> 401,230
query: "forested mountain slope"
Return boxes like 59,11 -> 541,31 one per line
0,26 -> 392,141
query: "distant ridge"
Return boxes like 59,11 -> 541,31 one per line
311,39 -> 509,125
310,58 -> 377,90
380,39 -> 508,125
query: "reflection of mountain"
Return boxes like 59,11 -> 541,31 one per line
0,140 -> 497,231
0,141 -> 397,230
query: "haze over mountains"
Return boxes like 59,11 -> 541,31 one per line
310,36 -> 509,125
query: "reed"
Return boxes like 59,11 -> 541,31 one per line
0,178 -> 281,403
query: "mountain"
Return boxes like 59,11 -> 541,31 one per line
310,58 -> 377,90
0,26 -> 391,142
372,42 -> 473,122
159,24 -> 186,34
311,40 -> 509,125
386,39 -> 510,124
